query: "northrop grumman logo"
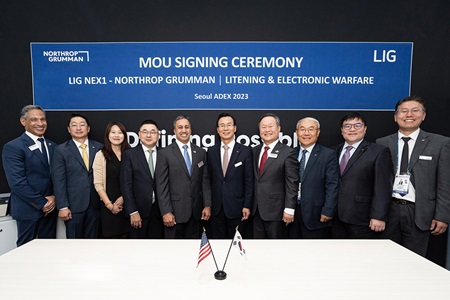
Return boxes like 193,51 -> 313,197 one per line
42,50 -> 90,62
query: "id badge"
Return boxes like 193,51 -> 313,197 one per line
297,182 -> 302,201
393,174 -> 410,194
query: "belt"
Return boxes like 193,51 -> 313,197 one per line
392,198 -> 414,205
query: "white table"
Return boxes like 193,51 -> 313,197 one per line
1,239 -> 449,299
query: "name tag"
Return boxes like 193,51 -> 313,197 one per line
198,161 -> 204,168
419,155 -> 432,161
234,161 -> 243,167
28,144 -> 39,151
268,153 -> 278,158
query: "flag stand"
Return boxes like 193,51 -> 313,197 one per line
214,270 -> 227,280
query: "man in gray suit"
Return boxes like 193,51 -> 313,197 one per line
252,113 -> 299,239
155,116 -> 211,239
376,96 -> 450,256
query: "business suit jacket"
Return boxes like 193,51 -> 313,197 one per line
155,142 -> 211,223
252,142 -> 299,221
52,139 -> 103,213
207,142 -> 253,219
336,140 -> 393,226
376,130 -> 450,230
2,133 -> 55,220
295,144 -> 339,230
120,145 -> 157,218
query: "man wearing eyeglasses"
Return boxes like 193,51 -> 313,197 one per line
331,112 -> 393,239
52,113 -> 103,238
207,113 -> 253,239
120,119 -> 164,238
288,117 -> 339,239
376,96 -> 450,256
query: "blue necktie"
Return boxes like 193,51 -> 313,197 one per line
183,144 -> 192,175
298,149 -> 307,204
38,138 -> 49,167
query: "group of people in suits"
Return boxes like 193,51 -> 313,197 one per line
3,95 -> 450,258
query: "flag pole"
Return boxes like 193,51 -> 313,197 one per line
203,227 -> 220,273
221,225 -> 238,272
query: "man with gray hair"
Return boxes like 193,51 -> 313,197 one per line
288,117 -> 339,238
2,105 -> 57,246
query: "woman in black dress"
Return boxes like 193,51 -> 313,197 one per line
93,121 -> 131,238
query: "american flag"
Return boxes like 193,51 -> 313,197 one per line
197,231 -> 212,267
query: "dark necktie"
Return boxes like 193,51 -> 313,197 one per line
259,146 -> 270,175
400,137 -> 411,174
38,138 -> 49,167
339,145 -> 352,175
299,149 -> 307,182
147,149 -> 155,177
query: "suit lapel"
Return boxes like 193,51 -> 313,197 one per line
69,140 -> 88,171
87,140 -> 98,171
137,146 -> 151,177
260,142 -> 282,177
409,130 -> 429,171
22,133 -> 49,168
172,143 -> 190,176
341,140 -> 368,177
302,144 -> 320,180
225,143 -> 240,178
254,144 -> 263,178
387,134 -> 398,167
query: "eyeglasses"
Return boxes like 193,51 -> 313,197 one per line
396,108 -> 424,115
342,123 -> 364,131
139,130 -> 158,136
298,127 -> 318,134
69,122 -> 88,128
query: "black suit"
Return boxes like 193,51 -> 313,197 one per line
120,145 -> 163,239
376,130 -> 450,255
288,144 -> 339,239
155,142 -> 211,239
207,141 -> 253,238
252,142 -> 299,238
332,140 -> 393,239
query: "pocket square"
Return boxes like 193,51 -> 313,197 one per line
419,155 -> 432,161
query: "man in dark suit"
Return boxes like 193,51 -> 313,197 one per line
288,117 -> 339,239
207,113 -> 253,239
252,113 -> 299,239
155,116 -> 211,239
332,112 -> 393,239
52,113 -> 103,239
376,96 -> 450,256
120,119 -> 163,238
2,105 -> 57,246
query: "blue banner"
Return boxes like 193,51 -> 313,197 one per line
31,42 -> 412,110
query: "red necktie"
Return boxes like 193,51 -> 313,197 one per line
259,146 -> 270,175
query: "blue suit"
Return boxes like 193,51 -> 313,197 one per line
289,144 -> 339,238
207,141 -> 253,238
52,139 -> 103,238
2,133 -> 57,246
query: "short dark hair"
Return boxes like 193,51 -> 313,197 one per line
340,112 -> 367,127
68,113 -> 90,126
258,113 -> 281,127
395,95 -> 426,113
216,113 -> 236,127
173,115 -> 190,128
140,119 -> 159,130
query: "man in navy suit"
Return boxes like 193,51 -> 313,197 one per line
120,119 -> 163,238
332,112 -> 393,239
207,113 -> 253,239
252,113 -> 299,239
376,96 -> 450,256
155,116 -> 211,239
52,113 -> 103,239
3,105 -> 57,246
288,117 -> 339,239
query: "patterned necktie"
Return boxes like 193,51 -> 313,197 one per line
400,137 -> 411,174
339,145 -> 352,175
147,149 -> 155,177
299,149 -> 307,182
259,146 -> 270,175
183,144 -> 192,175
80,143 -> 89,170
37,138 -> 49,166
222,145 -> 229,177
